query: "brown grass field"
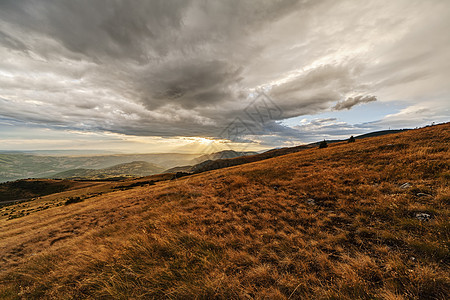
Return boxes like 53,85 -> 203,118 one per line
0,124 -> 449,299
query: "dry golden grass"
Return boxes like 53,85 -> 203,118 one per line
0,124 -> 449,299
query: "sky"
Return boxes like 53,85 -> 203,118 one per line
0,0 -> 449,153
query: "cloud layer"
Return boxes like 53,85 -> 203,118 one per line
333,95 -> 377,110
0,0 -> 449,145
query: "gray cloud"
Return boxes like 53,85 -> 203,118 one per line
333,95 -> 377,110
247,118 -> 379,147
0,0 -> 449,145
139,59 -> 243,110
269,64 -> 361,118
290,118 -> 377,142
0,30 -> 28,51
0,0 -> 189,61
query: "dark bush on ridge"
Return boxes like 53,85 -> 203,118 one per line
319,140 -> 328,148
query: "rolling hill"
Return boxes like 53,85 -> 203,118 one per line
164,150 -> 259,173
51,161 -> 165,180
164,144 -> 320,174
191,150 -> 258,164
0,129 -> 409,183
164,129 -> 412,175
0,153 -> 200,183
0,123 -> 448,299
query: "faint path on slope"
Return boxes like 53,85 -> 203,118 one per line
0,198 -> 29,206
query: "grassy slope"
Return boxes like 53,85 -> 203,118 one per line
0,124 -> 449,299
189,144 -> 315,174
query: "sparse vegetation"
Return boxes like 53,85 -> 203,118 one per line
0,124 -> 449,299
64,196 -> 84,205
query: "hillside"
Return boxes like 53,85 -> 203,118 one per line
0,130 -> 407,182
164,150 -> 259,173
192,150 -> 258,164
165,130 -> 409,175
355,129 -> 409,139
172,144 -> 316,174
0,124 -> 449,299
52,161 -> 165,180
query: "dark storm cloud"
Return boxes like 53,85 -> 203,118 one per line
332,95 -> 377,110
0,30 -> 28,51
0,0 -> 189,61
0,0 -> 449,144
139,59 -> 243,110
0,0 -> 312,138
291,118 -> 375,142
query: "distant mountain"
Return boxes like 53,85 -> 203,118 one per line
164,165 -> 193,173
0,153 -> 200,182
164,150 -> 258,174
189,144 -> 316,174
52,161 -> 165,180
164,145 -> 315,174
191,150 -> 258,164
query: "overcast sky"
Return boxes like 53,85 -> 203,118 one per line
0,0 -> 449,153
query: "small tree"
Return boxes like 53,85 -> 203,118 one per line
319,140 -> 328,148
348,135 -> 355,143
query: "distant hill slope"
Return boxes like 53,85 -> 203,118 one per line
190,143 -> 316,173
167,143 -> 317,174
165,129 -> 413,175
191,150 -> 258,164
164,150 -> 258,173
355,128 -> 409,139
52,161 -> 164,180
164,165 -> 193,173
